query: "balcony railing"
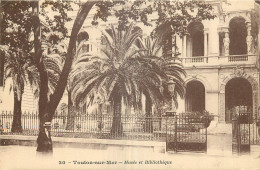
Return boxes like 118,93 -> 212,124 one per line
183,57 -> 208,63
228,55 -> 248,62
181,55 -> 257,67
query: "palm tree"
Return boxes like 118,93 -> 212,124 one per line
71,23 -> 184,136
66,37 -> 90,130
1,46 -> 38,133
136,36 -> 186,132
0,43 -> 62,133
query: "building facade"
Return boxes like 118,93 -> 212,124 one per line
76,0 -> 260,125
0,0 -> 259,127
176,0 -> 260,124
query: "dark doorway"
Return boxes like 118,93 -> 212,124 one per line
185,81 -> 205,112
188,22 -> 204,57
229,17 -> 247,55
225,78 -> 252,123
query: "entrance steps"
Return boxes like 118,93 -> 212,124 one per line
207,121 -> 232,135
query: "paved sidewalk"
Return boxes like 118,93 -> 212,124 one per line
2,134 -> 259,156
0,134 -> 166,152
0,145 -> 259,170
207,134 -> 232,156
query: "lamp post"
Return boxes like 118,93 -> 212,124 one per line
164,78 -> 177,152
168,78 -> 176,113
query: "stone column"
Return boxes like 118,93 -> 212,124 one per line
182,35 -> 187,58
172,34 -> 176,56
176,36 -> 182,57
258,26 -> 260,108
258,26 -> 260,55
246,22 -> 253,54
204,29 -> 208,57
208,20 -> 219,56
223,29 -> 230,56
219,90 -> 225,122
253,90 -> 258,118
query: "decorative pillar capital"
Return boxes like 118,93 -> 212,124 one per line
246,22 -> 252,28
203,28 -> 209,34
222,27 -> 229,33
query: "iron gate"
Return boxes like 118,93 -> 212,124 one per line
232,111 -> 251,155
166,114 -> 209,152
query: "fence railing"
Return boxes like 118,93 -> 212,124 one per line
0,112 -> 167,141
0,112 -> 259,145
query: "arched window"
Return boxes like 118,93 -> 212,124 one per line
187,22 -> 204,57
77,31 -> 89,43
77,31 -> 90,54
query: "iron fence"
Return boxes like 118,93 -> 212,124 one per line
232,111 -> 251,155
0,111 -> 166,141
166,114 -> 209,152
0,111 -> 259,146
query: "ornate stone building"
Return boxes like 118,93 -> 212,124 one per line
76,0 -> 260,126
174,0 -> 260,125
0,0 -> 259,129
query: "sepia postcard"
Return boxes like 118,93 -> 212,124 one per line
0,0 -> 260,169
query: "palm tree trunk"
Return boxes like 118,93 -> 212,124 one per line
37,71 -> 51,153
30,1 -> 95,154
144,93 -> 153,133
66,90 -> 74,130
32,1 -> 52,153
11,90 -> 23,133
110,90 -> 123,137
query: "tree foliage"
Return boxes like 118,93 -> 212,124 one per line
1,0 -> 215,152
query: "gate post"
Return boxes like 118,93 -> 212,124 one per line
166,116 -> 168,152
163,111 -> 176,152
238,111 -> 250,154
232,109 -> 251,155
174,115 -> 177,153
232,113 -> 239,155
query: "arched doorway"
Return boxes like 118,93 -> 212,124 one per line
229,17 -> 247,55
225,78 -> 252,123
185,80 -> 205,112
187,22 -> 204,57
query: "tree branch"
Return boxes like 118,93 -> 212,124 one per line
48,2 -> 96,120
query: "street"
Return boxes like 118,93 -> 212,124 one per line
0,145 -> 259,170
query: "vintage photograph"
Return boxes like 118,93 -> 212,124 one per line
0,0 -> 260,169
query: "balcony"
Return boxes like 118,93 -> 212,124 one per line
180,55 -> 258,68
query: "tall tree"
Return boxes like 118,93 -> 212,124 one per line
0,1 -> 34,132
137,36 -> 186,132
66,37 -> 89,130
0,1 -> 68,133
71,23 -> 169,136
32,1 -> 96,152
2,48 -> 37,132
28,0 -> 214,153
